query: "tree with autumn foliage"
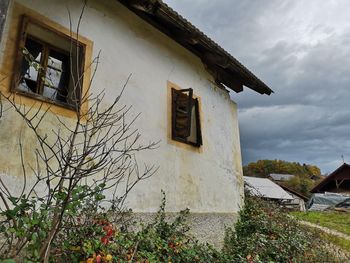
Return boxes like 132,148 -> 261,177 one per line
243,159 -> 321,179
243,159 -> 322,196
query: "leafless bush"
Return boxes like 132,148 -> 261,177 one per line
0,1 -> 158,261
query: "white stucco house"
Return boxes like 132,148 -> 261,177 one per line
0,0 -> 272,246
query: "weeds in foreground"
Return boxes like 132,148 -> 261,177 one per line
223,194 -> 346,262
1,192 -> 346,262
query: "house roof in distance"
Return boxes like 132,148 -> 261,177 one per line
244,176 -> 294,200
311,163 -> 350,193
117,0 -> 273,95
270,173 -> 295,181
278,183 -> 308,201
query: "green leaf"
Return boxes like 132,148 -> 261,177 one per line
0,259 -> 16,263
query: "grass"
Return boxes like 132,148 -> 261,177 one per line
292,211 -> 350,236
292,211 -> 350,254
320,232 -> 350,253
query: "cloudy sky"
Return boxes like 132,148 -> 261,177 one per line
164,0 -> 350,173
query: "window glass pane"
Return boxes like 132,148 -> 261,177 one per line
16,20 -> 84,108
42,85 -> 57,99
18,79 -> 37,93
48,49 -> 69,70
42,85 -> 67,103
48,56 -> 63,71
25,38 -> 43,61
23,64 -> 40,82
172,89 -> 193,139
19,38 -> 43,93
187,104 -> 198,144
45,67 -> 62,89
43,49 -> 69,103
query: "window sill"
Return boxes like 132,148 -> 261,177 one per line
172,136 -> 202,148
13,89 -> 79,111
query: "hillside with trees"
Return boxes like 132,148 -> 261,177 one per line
243,160 -> 324,197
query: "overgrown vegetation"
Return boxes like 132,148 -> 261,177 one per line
222,194 -> 344,262
319,231 -> 350,254
0,191 -> 220,262
1,188 -> 347,262
244,159 -> 322,178
243,159 -> 321,178
71,192 -> 221,263
292,211 -> 350,255
292,211 -> 350,236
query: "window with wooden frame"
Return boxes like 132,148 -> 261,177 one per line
13,16 -> 85,110
171,88 -> 202,147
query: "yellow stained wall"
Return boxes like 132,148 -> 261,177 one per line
0,0 -> 244,214
0,2 -> 93,118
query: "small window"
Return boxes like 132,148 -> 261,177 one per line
171,88 -> 202,147
13,16 -> 85,109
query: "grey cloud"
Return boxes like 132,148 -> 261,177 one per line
164,0 -> 350,173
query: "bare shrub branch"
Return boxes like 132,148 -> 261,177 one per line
0,1 -> 158,260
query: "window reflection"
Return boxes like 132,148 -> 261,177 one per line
20,38 -> 43,93
18,37 -> 70,104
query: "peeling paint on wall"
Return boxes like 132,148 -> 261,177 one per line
0,0 -> 9,43
0,0 -> 244,216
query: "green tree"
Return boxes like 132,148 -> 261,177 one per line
243,159 -> 322,197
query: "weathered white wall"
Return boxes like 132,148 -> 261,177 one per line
0,0 -> 244,214
0,0 -> 10,44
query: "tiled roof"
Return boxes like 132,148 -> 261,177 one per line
118,0 -> 273,95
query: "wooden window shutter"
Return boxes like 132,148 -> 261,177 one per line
194,98 -> 202,146
172,88 -> 193,140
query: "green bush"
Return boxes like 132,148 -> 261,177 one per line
63,192 -> 343,263
222,194 -> 343,263
2,190 -> 345,262
48,191 -> 219,262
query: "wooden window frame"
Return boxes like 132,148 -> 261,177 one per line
171,88 -> 202,147
12,15 -> 86,111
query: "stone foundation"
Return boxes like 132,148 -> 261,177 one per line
131,212 -> 238,249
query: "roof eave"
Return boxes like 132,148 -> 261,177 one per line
311,163 -> 350,193
278,183 -> 308,201
117,0 -> 273,95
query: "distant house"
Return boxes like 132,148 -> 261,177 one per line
243,176 -> 301,210
244,176 -> 294,201
269,173 -> 295,182
244,176 -> 305,211
278,184 -> 307,211
311,163 -> 350,194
